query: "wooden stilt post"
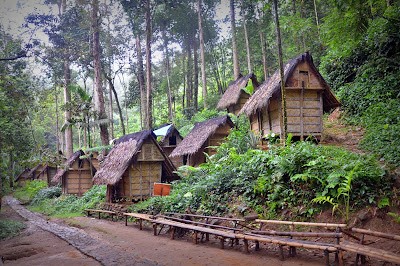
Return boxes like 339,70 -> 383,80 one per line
139,219 -> 143,230
194,231 -> 198,244
243,239 -> 249,253
125,215 -> 128,226
170,226 -> 175,240
279,245 -> 285,261
153,223 -> 157,236
324,250 -> 330,266
220,238 -> 225,249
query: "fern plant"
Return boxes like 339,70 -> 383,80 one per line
312,163 -> 359,223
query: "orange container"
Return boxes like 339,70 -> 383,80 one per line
153,183 -> 171,196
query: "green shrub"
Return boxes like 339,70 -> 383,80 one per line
13,180 -> 47,203
0,219 -> 26,240
132,130 -> 390,220
31,185 -> 62,205
28,185 -> 106,217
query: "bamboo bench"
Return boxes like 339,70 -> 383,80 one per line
152,217 -> 239,249
243,232 -> 339,265
85,209 -> 117,221
123,212 -> 154,230
342,228 -> 400,265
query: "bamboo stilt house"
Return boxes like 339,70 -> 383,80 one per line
169,115 -> 234,166
52,150 -> 96,196
93,130 -> 178,203
217,73 -> 259,115
153,124 -> 184,168
239,52 -> 340,140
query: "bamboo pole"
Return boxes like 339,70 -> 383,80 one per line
255,219 -> 347,228
251,230 -> 343,238
349,228 -> 400,241
165,212 -> 245,222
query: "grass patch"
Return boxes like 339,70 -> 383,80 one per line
13,180 -> 47,204
0,219 -> 26,240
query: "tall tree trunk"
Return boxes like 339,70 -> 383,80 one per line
161,26 -> 173,122
92,0 -> 109,146
145,0 -> 152,129
61,0 -> 73,158
136,34 -> 146,130
259,30 -> 268,81
230,0 -> 240,79
198,0 -> 207,109
106,76 -> 126,135
186,38 -> 193,111
105,0 -> 114,140
313,0 -> 321,40
273,0 -> 287,142
241,0 -> 251,73
64,59 -> 73,157
193,35 -> 199,112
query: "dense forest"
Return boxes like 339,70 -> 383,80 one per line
1,0 -> 399,196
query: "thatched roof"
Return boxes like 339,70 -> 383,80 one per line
93,130 -> 177,186
169,115 -> 234,158
15,168 -> 31,182
52,150 -> 84,182
153,124 -> 183,145
239,52 -> 340,116
217,73 -> 259,110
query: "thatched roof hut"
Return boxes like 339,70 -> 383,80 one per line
52,150 -> 96,196
93,130 -> 178,202
14,168 -> 31,186
239,52 -> 340,140
153,124 -> 184,168
21,164 -> 57,186
170,115 -> 234,166
217,73 -> 259,115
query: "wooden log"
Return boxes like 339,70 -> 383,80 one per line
164,212 -> 245,222
159,215 -> 244,232
349,228 -> 400,241
250,230 -> 343,238
256,219 -> 347,228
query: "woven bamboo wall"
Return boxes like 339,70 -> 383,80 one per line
120,161 -> 162,200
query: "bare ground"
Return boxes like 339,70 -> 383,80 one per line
1,197 -> 325,266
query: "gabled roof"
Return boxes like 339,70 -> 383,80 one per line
239,52 -> 340,116
169,115 -> 234,158
153,124 -> 183,145
52,150 -> 85,182
93,130 -> 176,186
217,73 -> 259,110
15,168 -> 31,182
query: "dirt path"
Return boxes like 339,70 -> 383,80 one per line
1,197 -> 325,266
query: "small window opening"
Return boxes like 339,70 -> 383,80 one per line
169,136 -> 177,146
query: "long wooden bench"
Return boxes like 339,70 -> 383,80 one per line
342,228 -> 400,265
85,209 -> 117,221
123,212 -> 154,230
152,217 -> 238,249
340,240 -> 400,265
243,232 -> 339,265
